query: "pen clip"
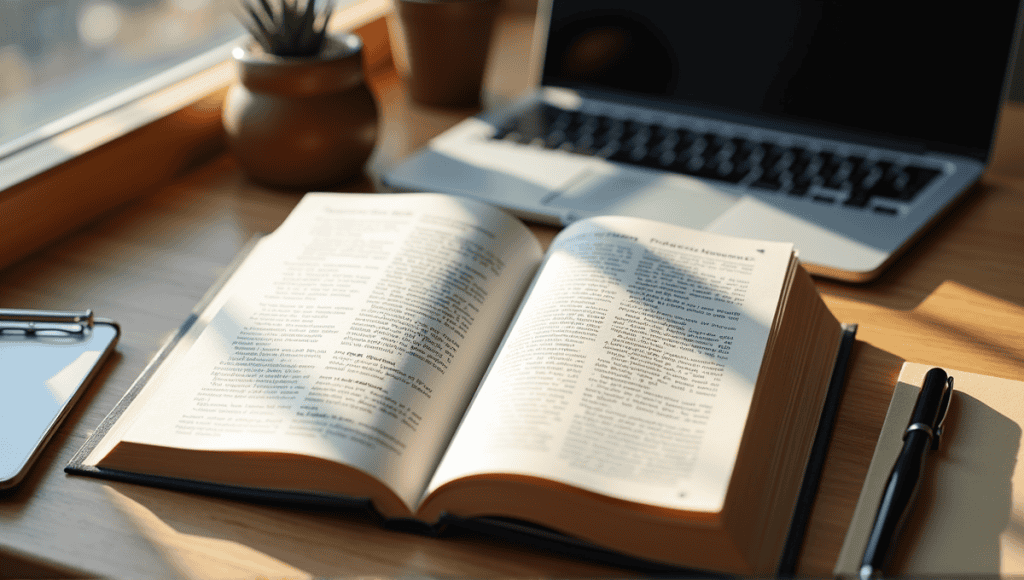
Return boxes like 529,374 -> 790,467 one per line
0,308 -> 94,335
931,375 -> 954,450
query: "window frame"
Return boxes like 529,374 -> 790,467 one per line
0,0 -> 392,272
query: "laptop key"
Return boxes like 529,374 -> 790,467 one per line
843,187 -> 873,208
703,134 -> 726,158
623,121 -> 651,147
683,155 -> 707,174
790,148 -> 813,176
825,157 -> 855,189
789,175 -> 813,197
638,144 -> 673,169
707,159 -> 746,184
901,166 -> 942,198
751,166 -> 786,191
857,165 -> 941,203
818,152 -> 842,184
673,129 -> 699,153
652,126 -> 680,150
606,145 -> 645,165
760,144 -> 785,169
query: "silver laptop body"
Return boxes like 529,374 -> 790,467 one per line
385,0 -> 1022,282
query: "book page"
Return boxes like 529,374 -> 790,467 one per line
91,193 -> 543,512
426,216 -> 793,513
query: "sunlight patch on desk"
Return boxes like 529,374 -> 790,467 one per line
910,281 -> 1024,370
1005,514 -> 1024,572
103,485 -> 312,580
830,280 -> 1024,379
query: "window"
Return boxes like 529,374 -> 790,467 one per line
0,0 -> 244,157
0,0 -> 388,272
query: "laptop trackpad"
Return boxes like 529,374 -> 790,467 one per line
707,196 -> 889,275
545,167 -> 736,229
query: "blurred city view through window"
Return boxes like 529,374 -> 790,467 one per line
0,0 -> 356,154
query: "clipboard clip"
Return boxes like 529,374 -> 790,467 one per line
0,308 -> 94,335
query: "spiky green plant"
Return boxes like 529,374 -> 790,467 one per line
237,0 -> 336,57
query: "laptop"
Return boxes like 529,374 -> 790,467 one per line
384,0 -> 1023,282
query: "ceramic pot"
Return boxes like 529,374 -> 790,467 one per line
222,33 -> 379,190
392,0 -> 499,108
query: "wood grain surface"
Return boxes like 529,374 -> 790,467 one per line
3,9 -> 1024,579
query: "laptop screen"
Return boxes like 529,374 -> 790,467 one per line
541,1 -> 1022,159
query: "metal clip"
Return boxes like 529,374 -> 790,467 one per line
932,375 -> 954,449
0,308 -> 94,335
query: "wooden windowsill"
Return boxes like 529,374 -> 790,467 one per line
0,0 -> 393,273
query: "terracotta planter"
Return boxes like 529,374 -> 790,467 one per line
222,33 -> 379,190
392,0 -> 499,108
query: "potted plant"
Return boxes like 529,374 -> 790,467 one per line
223,0 -> 379,189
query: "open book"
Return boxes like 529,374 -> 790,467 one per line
69,193 -> 851,576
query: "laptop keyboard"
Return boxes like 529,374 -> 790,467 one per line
491,103 -> 942,215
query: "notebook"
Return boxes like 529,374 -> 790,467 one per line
834,363 -> 1024,576
384,0 -> 1023,282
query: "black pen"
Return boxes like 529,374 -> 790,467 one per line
859,367 -> 954,580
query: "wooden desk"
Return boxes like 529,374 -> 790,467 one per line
4,11 -> 1024,579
